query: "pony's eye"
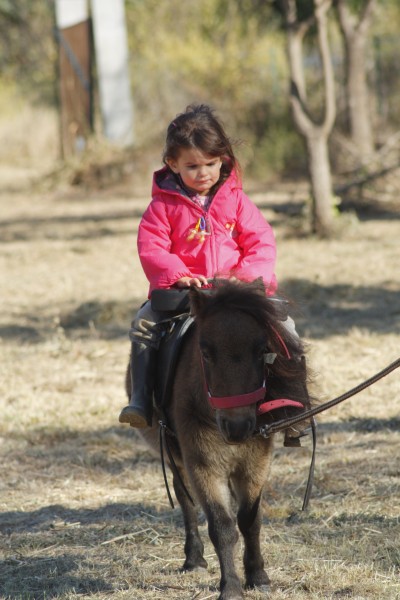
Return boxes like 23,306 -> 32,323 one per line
200,345 -> 212,362
201,350 -> 211,362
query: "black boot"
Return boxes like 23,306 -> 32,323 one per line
284,355 -> 311,447
119,342 -> 156,428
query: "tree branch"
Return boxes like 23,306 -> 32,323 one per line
358,0 -> 376,36
314,0 -> 336,134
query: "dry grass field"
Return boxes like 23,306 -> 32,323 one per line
0,170 -> 399,600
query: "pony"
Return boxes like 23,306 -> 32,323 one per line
129,279 -> 311,600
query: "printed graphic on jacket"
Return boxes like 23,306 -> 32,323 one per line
186,216 -> 210,243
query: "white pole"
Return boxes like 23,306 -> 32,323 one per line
55,0 -> 88,29
91,0 -> 134,146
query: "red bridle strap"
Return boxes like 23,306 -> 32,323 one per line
257,398 -> 304,415
208,383 -> 266,410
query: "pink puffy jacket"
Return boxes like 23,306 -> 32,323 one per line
137,167 -> 278,297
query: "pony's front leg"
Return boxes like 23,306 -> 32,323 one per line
172,474 -> 207,572
237,493 -> 270,591
203,496 -> 243,600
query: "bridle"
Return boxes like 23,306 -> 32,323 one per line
205,375 -> 305,415
207,379 -> 267,410
201,324 -> 305,416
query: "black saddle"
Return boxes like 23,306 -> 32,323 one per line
151,292 -> 194,410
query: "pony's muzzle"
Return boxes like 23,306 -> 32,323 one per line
217,410 -> 256,444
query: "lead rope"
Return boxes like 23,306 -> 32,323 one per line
260,356 -> 400,510
302,416 -> 317,511
301,355 -> 316,511
260,356 -> 400,438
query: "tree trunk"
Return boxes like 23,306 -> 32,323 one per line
336,0 -> 376,163
306,134 -> 334,236
283,0 -> 336,236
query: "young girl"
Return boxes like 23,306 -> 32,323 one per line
119,104 -> 279,428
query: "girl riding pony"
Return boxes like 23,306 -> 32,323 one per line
119,104 -> 280,428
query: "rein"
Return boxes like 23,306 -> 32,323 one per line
259,356 -> 400,439
258,356 -> 400,510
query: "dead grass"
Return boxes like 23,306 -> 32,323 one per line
0,174 -> 399,599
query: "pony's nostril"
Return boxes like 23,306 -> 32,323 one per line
221,418 -> 255,442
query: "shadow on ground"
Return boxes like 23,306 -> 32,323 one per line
258,195 -> 400,223
0,554 -> 114,599
0,209 -> 144,243
0,300 -> 143,343
4,425 -> 158,480
280,279 -> 400,338
318,417 -> 400,434
1,279 -> 399,345
1,494 -> 398,598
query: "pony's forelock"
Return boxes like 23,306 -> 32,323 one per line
194,280 -> 273,326
193,280 -> 304,361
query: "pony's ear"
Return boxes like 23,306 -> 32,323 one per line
189,286 -> 209,316
250,277 -> 266,295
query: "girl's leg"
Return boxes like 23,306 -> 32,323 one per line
119,302 -> 163,428
281,315 -> 311,446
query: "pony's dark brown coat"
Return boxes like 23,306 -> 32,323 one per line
133,280 -> 310,600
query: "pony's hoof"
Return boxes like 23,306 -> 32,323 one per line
245,574 -> 270,592
182,565 -> 208,573
244,583 -> 270,598
254,583 -> 270,593
181,558 -> 208,572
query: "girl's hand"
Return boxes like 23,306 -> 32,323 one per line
175,275 -> 208,288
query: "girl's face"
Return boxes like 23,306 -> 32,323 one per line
167,148 -> 222,196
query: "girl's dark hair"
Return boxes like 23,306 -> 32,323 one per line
163,104 -> 240,186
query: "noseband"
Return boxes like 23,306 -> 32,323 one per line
201,349 -> 304,414
208,382 -> 267,410
207,380 -> 304,414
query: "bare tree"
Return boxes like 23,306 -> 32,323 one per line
283,0 -> 336,236
336,0 -> 376,164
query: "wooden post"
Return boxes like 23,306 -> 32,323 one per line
55,0 -> 92,157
